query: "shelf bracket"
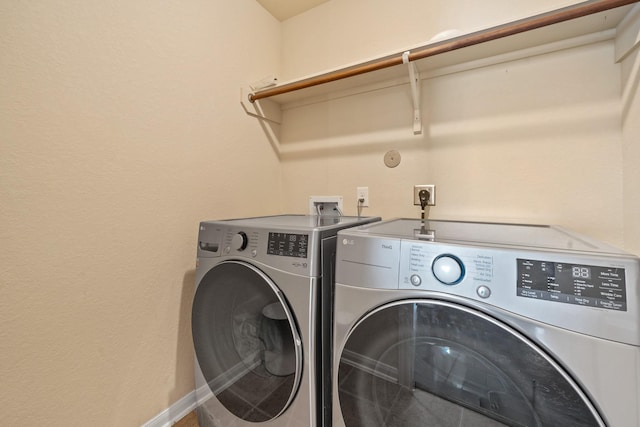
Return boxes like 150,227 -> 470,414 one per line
403,51 -> 422,135
240,87 -> 282,124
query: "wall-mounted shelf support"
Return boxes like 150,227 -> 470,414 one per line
403,51 -> 422,135
240,87 -> 282,124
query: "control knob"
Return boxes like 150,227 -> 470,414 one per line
432,254 -> 464,285
231,232 -> 248,251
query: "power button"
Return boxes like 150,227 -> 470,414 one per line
410,274 -> 422,286
477,285 -> 491,299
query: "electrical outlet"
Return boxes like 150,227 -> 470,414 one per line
357,187 -> 369,207
413,185 -> 436,206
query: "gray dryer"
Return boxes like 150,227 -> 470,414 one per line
333,219 -> 640,427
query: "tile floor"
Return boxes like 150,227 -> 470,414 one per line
214,367 -> 295,422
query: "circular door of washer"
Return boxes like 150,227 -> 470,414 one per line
337,300 -> 604,427
192,260 -> 303,423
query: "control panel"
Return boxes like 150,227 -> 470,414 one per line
400,241 -> 494,300
196,225 -> 315,275
396,240 -> 632,313
222,229 -> 259,257
517,259 -> 627,311
267,232 -> 308,258
218,229 -> 311,258
335,222 -> 640,346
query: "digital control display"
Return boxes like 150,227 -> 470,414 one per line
267,233 -> 308,258
517,259 -> 626,311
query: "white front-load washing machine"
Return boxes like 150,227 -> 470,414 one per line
192,215 -> 379,427
333,219 -> 640,427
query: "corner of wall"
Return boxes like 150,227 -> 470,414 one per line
615,4 -> 640,63
618,5 -> 640,255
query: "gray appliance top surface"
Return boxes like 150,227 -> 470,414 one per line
210,214 -> 379,231
346,218 -> 632,256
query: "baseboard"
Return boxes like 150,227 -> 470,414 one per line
141,390 -> 197,427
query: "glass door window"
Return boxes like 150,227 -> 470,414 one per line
337,300 -> 603,427
192,261 -> 302,422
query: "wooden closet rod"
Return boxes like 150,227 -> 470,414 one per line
249,0 -> 638,103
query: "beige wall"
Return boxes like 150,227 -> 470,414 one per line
279,0 -> 638,252
622,35 -> 640,255
1,0 -> 281,425
281,0 -> 581,80
2,1 -> 639,426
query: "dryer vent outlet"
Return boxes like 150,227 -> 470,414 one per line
413,185 -> 436,206
309,196 -> 344,216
